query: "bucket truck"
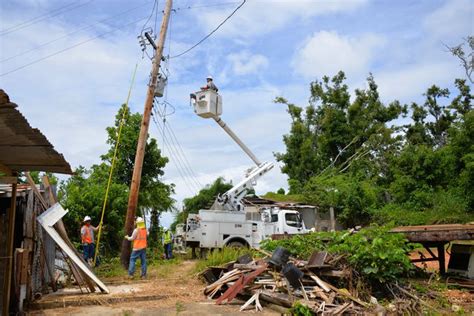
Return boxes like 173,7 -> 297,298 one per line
185,89 -> 307,254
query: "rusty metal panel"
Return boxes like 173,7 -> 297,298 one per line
0,90 -> 72,175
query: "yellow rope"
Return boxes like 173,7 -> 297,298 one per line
93,63 -> 138,266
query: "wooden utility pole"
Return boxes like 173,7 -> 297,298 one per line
120,0 -> 173,268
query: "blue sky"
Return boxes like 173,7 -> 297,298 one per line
1,0 -> 472,227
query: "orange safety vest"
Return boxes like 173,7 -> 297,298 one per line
81,225 -> 93,244
133,228 -> 147,250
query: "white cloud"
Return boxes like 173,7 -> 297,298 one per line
423,0 -> 474,42
374,60 -> 465,104
227,50 -> 269,75
292,31 -> 385,79
195,0 -> 369,39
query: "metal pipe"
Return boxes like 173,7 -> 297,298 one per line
213,116 -> 261,166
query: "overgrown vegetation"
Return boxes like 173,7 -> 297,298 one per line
194,247 -> 260,273
261,227 -> 419,284
273,71 -> 473,227
58,105 -> 175,256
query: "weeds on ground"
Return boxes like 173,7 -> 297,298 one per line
194,247 -> 261,273
175,301 -> 185,314
95,257 -> 124,278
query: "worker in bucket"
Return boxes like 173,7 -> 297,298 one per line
124,217 -> 148,279
201,75 -> 218,92
163,227 -> 173,260
81,216 -> 100,266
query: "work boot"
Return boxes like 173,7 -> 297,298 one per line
127,275 -> 134,280
140,275 -> 147,280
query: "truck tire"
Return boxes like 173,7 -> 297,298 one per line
227,241 -> 246,248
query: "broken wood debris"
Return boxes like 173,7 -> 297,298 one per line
200,249 -> 369,314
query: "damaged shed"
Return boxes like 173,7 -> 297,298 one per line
0,89 -> 73,315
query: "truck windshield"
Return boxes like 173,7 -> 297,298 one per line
285,213 -> 302,228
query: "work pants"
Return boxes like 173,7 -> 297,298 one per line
128,248 -> 147,276
164,243 -> 173,259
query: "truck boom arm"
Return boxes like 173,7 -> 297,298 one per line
214,161 -> 274,212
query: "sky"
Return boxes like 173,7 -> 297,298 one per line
1,0 -> 473,228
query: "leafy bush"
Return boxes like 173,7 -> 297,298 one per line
290,301 -> 313,316
261,226 -> 419,283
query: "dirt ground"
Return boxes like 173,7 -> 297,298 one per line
26,258 -> 474,315
27,260 -> 279,315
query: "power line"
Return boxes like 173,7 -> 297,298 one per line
1,2 -> 151,63
173,1 -> 241,11
0,1 -> 78,33
0,15 -> 148,77
170,0 -> 246,59
151,108 -> 198,195
140,0 -> 159,33
153,105 -> 202,191
161,112 -> 203,188
0,0 -> 95,36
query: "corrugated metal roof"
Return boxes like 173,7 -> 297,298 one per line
0,89 -> 72,174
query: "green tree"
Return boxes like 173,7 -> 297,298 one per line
59,105 -> 174,255
275,71 -> 403,194
171,177 -> 232,230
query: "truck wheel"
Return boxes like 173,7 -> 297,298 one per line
227,241 -> 245,248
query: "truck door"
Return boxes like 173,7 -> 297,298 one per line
282,212 -> 304,234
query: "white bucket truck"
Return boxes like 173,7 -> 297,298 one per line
185,89 -> 307,254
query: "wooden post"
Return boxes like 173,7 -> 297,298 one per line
437,244 -> 446,275
121,0 -> 173,268
3,177 -> 17,316
329,206 -> 336,232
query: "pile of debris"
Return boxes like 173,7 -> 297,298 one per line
200,247 -> 374,314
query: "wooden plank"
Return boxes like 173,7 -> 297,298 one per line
3,181 -> 17,316
37,204 -> 109,294
0,176 -> 17,184
24,172 -> 48,209
260,290 -> 294,308
310,274 -> 330,292
41,175 -> 56,205
437,244 -> 446,275
0,162 -> 12,175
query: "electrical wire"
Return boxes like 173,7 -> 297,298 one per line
173,1 -> 241,11
170,0 -> 246,59
0,15 -> 148,77
165,121 -> 204,189
140,0 -> 159,33
153,105 -> 202,191
0,1 -> 78,33
151,107 -> 198,195
156,105 -> 203,189
0,0 -> 95,36
1,2 -> 152,63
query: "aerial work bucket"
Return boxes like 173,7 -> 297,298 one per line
192,90 -> 222,118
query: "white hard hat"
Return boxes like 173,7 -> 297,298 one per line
136,217 -> 145,223
206,75 -> 213,80
83,215 -> 91,222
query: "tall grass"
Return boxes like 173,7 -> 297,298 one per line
194,247 -> 260,273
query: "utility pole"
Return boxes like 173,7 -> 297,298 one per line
121,0 -> 173,268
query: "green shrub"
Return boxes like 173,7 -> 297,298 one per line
261,226 -> 419,284
290,301 -> 313,316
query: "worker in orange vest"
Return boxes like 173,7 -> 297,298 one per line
124,217 -> 148,279
81,215 -> 99,266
